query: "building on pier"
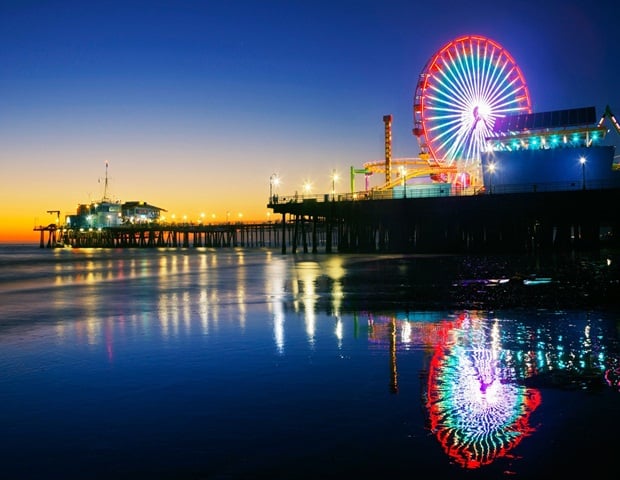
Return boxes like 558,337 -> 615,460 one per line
63,161 -> 168,230
66,200 -> 166,230
481,106 -> 620,193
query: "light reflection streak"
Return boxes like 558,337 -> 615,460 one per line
400,321 -> 412,344
295,261 -> 320,345
159,292 -> 170,338
182,291 -> 191,332
170,292 -> 180,337
335,317 -> 343,349
105,317 -> 114,363
266,257 -> 287,354
159,255 -> 168,276
197,255 -> 210,335
199,289 -> 209,335
325,257 -> 344,318
273,306 -> 285,354
237,289 -> 247,328
389,318 -> 398,393
235,252 -> 247,329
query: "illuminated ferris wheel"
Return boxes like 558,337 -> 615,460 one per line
413,35 -> 531,169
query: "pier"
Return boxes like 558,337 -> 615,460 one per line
268,185 -> 620,254
36,184 -> 620,254
35,222 -> 290,250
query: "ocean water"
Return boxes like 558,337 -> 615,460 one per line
0,244 -> 619,479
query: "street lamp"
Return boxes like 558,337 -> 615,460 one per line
579,156 -> 586,190
331,170 -> 339,200
486,162 -> 496,194
303,180 -> 312,198
269,173 -> 280,203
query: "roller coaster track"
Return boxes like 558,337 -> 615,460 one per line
362,157 -> 458,191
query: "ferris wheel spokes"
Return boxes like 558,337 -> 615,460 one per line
413,35 -> 531,171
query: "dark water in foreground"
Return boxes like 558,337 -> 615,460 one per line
1,245 -> 619,479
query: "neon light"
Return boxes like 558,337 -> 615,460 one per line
414,35 -> 531,168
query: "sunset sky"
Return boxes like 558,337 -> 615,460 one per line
2,0 -> 619,243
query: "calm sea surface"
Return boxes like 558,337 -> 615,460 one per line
1,244 -> 619,479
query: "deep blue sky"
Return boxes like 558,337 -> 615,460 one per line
1,0 -> 619,237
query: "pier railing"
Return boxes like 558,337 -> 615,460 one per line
270,178 -> 620,205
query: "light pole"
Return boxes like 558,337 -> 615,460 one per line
579,156 -> 586,190
303,180 -> 312,199
486,162 -> 496,194
399,165 -> 406,198
269,173 -> 279,203
331,170 -> 339,201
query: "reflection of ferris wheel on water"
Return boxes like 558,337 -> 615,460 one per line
413,35 -> 532,170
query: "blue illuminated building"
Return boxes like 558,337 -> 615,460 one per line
481,106 -> 620,193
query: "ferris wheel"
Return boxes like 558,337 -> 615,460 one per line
413,35 -> 531,170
